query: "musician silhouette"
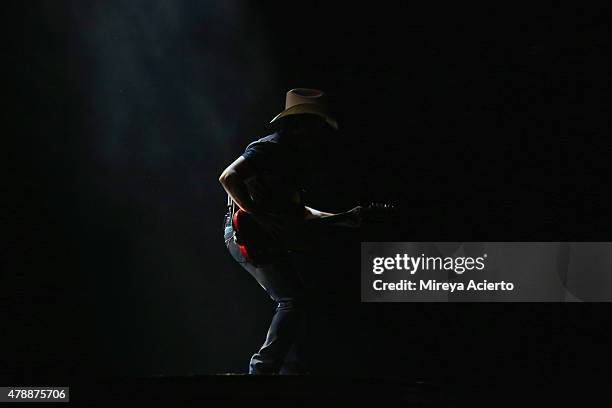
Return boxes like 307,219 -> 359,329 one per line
219,89 -> 362,374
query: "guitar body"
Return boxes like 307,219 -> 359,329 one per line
231,208 -> 286,266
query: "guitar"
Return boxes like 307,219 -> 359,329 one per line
227,196 -> 394,266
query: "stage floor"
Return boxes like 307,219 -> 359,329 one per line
68,374 -> 436,407
59,373 -> 597,407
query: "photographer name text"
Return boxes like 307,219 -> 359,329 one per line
371,254 -> 515,292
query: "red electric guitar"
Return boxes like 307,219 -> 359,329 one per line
227,195 -> 394,266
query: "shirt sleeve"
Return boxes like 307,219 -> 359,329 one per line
241,141 -> 278,172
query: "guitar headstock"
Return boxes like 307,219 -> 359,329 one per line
365,202 -> 395,211
361,202 -> 397,222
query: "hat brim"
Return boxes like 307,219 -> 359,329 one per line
269,103 -> 338,130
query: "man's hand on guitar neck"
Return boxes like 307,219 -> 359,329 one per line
303,206 -> 336,220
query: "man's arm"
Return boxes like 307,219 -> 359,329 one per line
218,156 -> 259,214
219,155 -> 288,239
303,206 -> 336,220
303,205 -> 363,227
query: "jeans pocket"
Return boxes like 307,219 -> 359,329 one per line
228,235 -> 252,266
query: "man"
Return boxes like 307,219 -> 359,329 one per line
219,88 -> 361,374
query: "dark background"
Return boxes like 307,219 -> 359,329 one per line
4,0 -> 611,386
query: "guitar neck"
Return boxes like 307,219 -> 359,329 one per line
305,211 -> 354,227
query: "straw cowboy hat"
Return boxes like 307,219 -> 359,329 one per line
269,88 -> 338,130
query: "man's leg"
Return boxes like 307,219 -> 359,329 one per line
224,215 -> 306,374
279,317 -> 310,375
246,256 -> 305,374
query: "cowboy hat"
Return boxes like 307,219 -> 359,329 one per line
269,88 -> 338,130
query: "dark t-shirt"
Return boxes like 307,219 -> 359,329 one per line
241,132 -> 305,216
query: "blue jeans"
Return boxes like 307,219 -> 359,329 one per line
223,213 -> 307,374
